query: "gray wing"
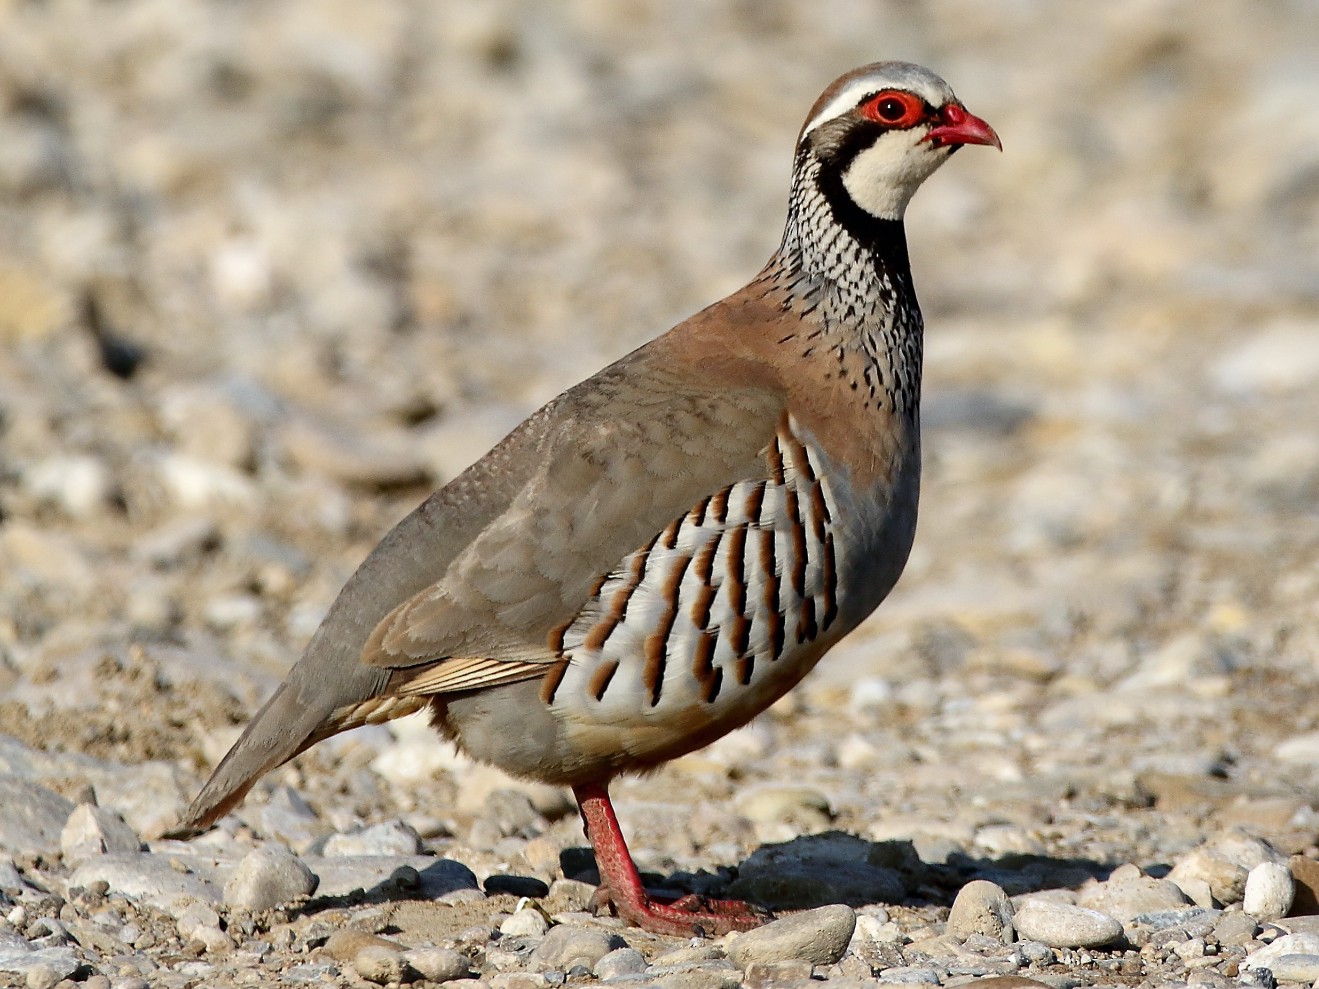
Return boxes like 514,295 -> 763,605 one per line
176,339 -> 782,832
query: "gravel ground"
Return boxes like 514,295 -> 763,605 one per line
2,2 -> 1319,988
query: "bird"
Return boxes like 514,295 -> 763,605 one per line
175,61 -> 1000,937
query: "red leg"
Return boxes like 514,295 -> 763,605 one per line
572,782 -> 770,936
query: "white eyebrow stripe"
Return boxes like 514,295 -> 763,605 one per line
801,80 -> 881,137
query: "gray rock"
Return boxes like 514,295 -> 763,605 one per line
59,803 -> 142,868
742,959 -> 814,988
322,820 -> 423,857
1243,862 -> 1294,921
1012,900 -> 1122,948
1263,953 -> 1319,983
1078,875 -> 1188,924
403,946 -> 469,982
0,938 -> 80,989
302,855 -> 477,898
0,779 -> 73,856
223,845 -> 318,912
1244,932 -> 1319,971
947,880 -> 1015,943
727,905 -> 857,968
595,947 -> 648,980
727,832 -> 904,909
1214,910 -> 1260,945
1168,850 -> 1249,906
499,907 -> 549,938
734,784 -> 832,825
876,965 -> 942,984
69,852 -> 222,909
530,925 -> 626,968
254,787 -> 328,854
354,943 -> 407,985
0,856 -> 31,894
646,965 -> 743,989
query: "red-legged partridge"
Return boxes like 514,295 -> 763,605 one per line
178,62 -> 1000,936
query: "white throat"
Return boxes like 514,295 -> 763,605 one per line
841,132 -> 948,220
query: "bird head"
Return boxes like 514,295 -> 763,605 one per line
798,62 -> 1001,223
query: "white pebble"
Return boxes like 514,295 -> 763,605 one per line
223,845 -> 318,912
1012,900 -> 1122,949
499,906 -> 549,938
1243,861 -> 1294,921
947,879 -> 1015,943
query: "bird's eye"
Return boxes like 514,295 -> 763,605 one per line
861,90 -> 925,128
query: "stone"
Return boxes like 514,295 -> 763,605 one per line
734,785 -> 833,826
743,959 -> 814,988
69,853 -> 222,910
1213,911 -> 1260,945
404,946 -> 470,982
0,779 -> 74,856
1262,953 -> 1319,983
1078,875 -> 1189,924
1011,900 -> 1122,949
279,415 -> 429,489
947,880 -> 1015,943
1243,862 -> 1295,921
727,905 -> 857,968
354,943 -> 407,985
1169,849 -> 1250,906
325,930 -> 403,964
223,845 -> 318,912
1243,932 -> 1319,971
255,787 -> 329,854
21,454 -> 114,518
301,855 -> 477,898
1290,854 -> 1319,915
322,820 -> 423,857
59,804 -> 142,868
530,925 -> 626,968
0,940 -> 80,989
499,907 -> 549,938
594,946 -> 648,979
727,832 -> 904,909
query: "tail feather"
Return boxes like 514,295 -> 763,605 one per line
171,665 -> 406,837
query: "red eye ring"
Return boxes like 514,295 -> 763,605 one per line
861,90 -> 925,129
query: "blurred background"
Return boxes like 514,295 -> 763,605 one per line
1,0 -> 1318,835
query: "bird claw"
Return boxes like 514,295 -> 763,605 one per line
588,885 -> 770,937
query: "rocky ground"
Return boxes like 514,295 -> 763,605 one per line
2,2 -> 1319,988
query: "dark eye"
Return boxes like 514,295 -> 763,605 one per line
875,98 -> 905,121
861,90 -> 925,129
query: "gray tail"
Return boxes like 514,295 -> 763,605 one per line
168,681 -> 329,838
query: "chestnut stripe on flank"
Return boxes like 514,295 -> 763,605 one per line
587,660 -> 619,702
660,517 -> 681,551
701,666 -> 724,704
759,528 -> 785,660
728,612 -> 751,663
782,428 -> 815,482
539,658 -> 570,704
690,536 -> 720,629
692,629 -> 718,681
585,534 -> 658,651
785,486 -> 808,598
821,531 -> 839,629
743,481 -> 766,527
796,596 -> 818,645
690,494 -> 712,527
709,486 -> 730,526
809,480 -> 829,543
642,554 -> 692,707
